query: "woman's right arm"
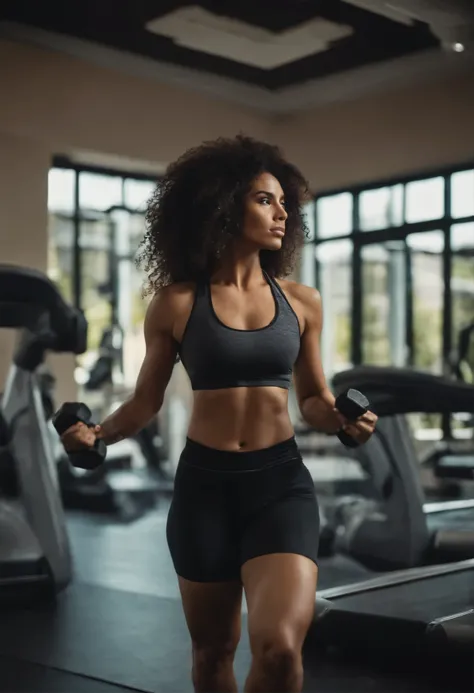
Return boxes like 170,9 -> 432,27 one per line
59,289 -> 179,453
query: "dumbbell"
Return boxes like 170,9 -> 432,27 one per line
52,402 -> 107,470
335,388 -> 370,448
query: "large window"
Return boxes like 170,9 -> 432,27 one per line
47,162 -> 157,402
313,165 -> 474,369
312,163 -> 474,438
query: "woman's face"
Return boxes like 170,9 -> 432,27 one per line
240,172 -> 288,251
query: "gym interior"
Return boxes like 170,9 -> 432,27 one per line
1,2 -> 474,691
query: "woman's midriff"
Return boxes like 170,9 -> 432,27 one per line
186,386 -> 295,451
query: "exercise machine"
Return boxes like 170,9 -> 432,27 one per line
421,320 -> 474,488
325,366 -> 474,571
0,264 -> 87,604
311,557 -> 474,688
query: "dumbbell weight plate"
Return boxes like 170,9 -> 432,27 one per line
52,402 -> 106,470
335,388 -> 370,448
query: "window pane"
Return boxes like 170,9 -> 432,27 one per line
79,219 -> 113,360
79,172 -> 123,211
405,176 -> 444,223
48,168 -> 75,213
359,184 -> 404,231
361,244 -> 390,365
316,193 -> 353,239
300,243 -> 316,287
47,214 -> 74,303
451,170 -> 474,219
407,231 -> 444,374
316,240 -> 352,375
361,241 -> 409,367
123,179 -> 156,211
451,223 -> 474,436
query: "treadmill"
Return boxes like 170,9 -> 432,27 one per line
326,366 -> 474,571
311,559 -> 474,687
0,264 -> 87,604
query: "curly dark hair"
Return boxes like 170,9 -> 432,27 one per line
136,135 -> 310,295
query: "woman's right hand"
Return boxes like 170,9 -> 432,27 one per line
60,422 -> 102,453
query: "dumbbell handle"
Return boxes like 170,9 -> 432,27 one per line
335,388 -> 370,448
52,403 -> 106,470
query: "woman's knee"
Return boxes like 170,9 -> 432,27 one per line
192,639 -> 239,673
250,626 -> 302,676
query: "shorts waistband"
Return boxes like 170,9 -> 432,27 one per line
181,436 -> 301,472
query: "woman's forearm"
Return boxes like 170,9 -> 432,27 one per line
300,389 -> 342,435
97,396 -> 160,445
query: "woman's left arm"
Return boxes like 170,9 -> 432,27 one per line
291,284 -> 377,444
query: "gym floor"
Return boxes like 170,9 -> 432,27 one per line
0,498 -> 468,693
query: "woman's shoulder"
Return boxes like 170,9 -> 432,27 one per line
144,282 -> 197,337
153,282 -> 196,310
146,282 -> 196,320
278,278 -> 321,307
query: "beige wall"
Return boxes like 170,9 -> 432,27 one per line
0,132 -> 50,269
0,37 -> 473,396
276,71 -> 474,192
2,39 -> 472,191
0,40 -> 267,166
0,133 -> 48,386
0,131 -> 77,400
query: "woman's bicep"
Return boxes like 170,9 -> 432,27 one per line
133,293 -> 179,414
292,288 -> 331,405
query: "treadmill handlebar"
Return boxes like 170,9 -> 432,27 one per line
333,366 -> 474,417
0,265 -> 88,369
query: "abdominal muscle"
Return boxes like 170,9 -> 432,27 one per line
186,386 -> 295,451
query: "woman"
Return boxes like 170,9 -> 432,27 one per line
61,135 -> 377,693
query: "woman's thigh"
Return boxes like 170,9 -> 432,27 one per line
178,577 -> 243,652
239,461 -> 319,649
241,553 -> 317,651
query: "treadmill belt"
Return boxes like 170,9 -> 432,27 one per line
334,569 -> 474,622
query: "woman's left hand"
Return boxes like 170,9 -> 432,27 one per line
339,410 -> 378,445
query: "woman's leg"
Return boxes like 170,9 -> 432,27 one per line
168,442 -> 243,691
178,577 -> 243,693
241,553 -> 317,693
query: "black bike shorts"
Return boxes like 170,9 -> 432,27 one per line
166,436 -> 320,582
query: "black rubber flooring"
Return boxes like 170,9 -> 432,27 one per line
0,582 -> 456,693
0,654 -> 133,692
